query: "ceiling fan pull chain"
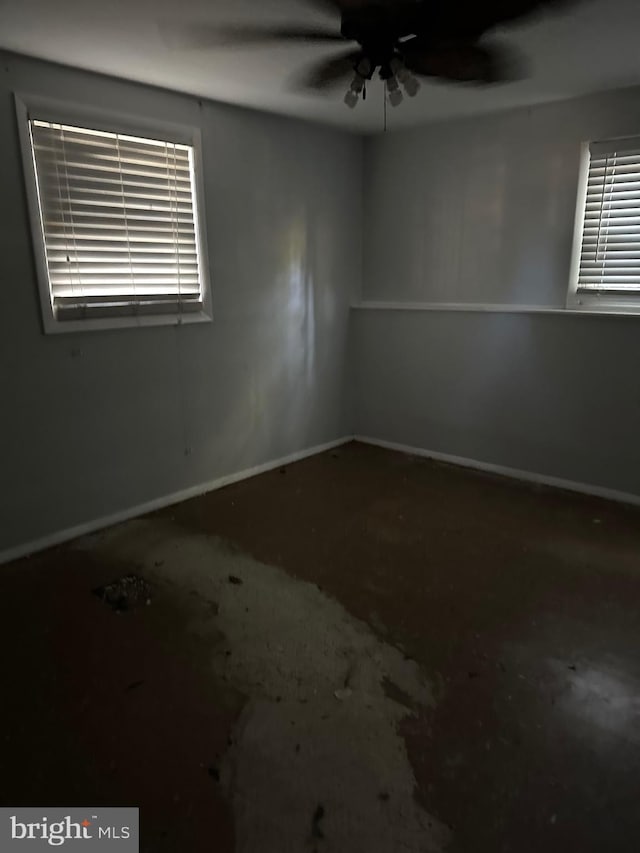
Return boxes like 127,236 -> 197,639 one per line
383,85 -> 387,133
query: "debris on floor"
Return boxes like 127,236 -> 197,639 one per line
92,574 -> 151,612
311,804 -> 325,840
334,687 -> 353,701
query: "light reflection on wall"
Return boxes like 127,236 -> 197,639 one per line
188,213 -> 320,474
284,216 -> 316,389
239,213 -> 319,458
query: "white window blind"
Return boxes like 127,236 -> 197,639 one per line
578,137 -> 640,295
29,120 -> 204,321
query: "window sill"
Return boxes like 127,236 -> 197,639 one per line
566,294 -> 640,317
42,308 -> 213,335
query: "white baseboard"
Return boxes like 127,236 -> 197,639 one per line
0,436 -> 353,566
355,435 -> 640,508
5,433 -> 637,567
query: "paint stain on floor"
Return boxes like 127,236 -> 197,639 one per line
78,519 -> 450,853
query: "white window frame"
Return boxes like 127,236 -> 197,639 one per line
15,93 -> 213,334
568,138 -> 640,316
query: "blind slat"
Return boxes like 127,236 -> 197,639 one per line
41,198 -> 195,216
42,208 -> 196,225
34,148 -> 191,174
40,219 -> 196,236
39,172 -> 195,197
579,257 -> 640,266
34,155 -> 192,182
47,248 -> 198,259
582,229 -> 640,239
581,249 -> 640,257
51,263 -> 198,276
52,281 -> 200,291
37,170 -> 194,195
33,132 -> 191,164
590,152 -> 640,165
30,118 -> 204,319
582,214 -> 640,227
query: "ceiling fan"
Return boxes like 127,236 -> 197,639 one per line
181,0 -> 575,109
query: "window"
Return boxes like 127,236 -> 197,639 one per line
569,137 -> 640,314
16,95 -> 211,333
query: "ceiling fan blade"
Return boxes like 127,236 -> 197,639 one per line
303,0 -> 352,11
304,0 -> 400,11
167,24 -> 345,49
464,0 -> 578,30
411,0 -> 578,42
219,24 -> 347,44
295,50 -> 363,91
403,39 -> 525,84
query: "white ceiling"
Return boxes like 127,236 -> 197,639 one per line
2,0 -> 640,133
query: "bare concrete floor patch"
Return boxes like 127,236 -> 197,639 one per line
77,519 -> 450,853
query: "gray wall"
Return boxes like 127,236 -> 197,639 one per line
0,51 -> 362,555
355,88 -> 640,496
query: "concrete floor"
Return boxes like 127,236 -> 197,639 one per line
1,441 -> 639,852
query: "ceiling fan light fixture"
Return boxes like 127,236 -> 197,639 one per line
344,89 -> 359,109
402,76 -> 420,97
388,88 -> 403,107
390,57 -> 405,77
355,57 -> 373,79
